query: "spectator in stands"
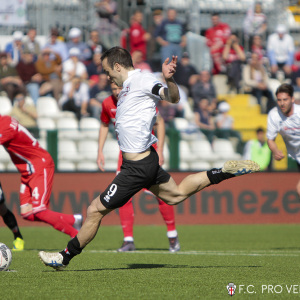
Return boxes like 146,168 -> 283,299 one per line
157,100 -> 177,127
267,24 -> 295,81
243,1 -> 267,51
291,66 -> 300,92
5,31 -> 24,67
62,48 -> 88,83
87,30 -> 107,58
129,10 -> 151,60
44,28 -> 69,62
23,27 -> 41,61
59,76 -> 89,120
10,94 -> 37,130
191,70 -> 217,111
243,127 -> 272,171
35,47 -> 63,101
205,13 -> 231,74
16,50 -> 42,106
214,101 -> 242,149
173,52 -> 198,97
66,28 -> 92,64
147,9 -> 164,72
194,98 -> 215,142
243,52 -> 275,114
88,73 -> 111,119
0,52 -> 26,104
86,49 -> 103,87
94,0 -> 119,49
155,8 -> 187,64
251,35 -> 267,63
131,50 -> 152,72
222,34 -> 246,93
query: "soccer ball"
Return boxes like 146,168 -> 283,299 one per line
0,243 -> 12,271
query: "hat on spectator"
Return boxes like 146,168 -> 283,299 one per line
69,47 -> 80,57
69,27 -> 81,39
13,31 -> 24,41
276,24 -> 287,34
218,102 -> 230,113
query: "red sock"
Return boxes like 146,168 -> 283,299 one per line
34,210 -> 77,238
119,199 -> 134,238
157,198 -> 176,231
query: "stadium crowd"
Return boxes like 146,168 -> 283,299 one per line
0,0 -> 299,171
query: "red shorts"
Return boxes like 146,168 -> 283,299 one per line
20,166 -> 54,217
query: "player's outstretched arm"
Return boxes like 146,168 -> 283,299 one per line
160,56 -> 180,104
97,123 -> 110,171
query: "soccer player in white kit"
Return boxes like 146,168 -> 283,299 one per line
39,47 -> 260,270
267,83 -> 300,198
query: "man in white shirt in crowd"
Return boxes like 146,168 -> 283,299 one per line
39,47 -> 260,270
267,83 -> 300,198
267,24 -> 295,81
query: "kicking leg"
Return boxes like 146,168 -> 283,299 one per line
150,160 -> 260,205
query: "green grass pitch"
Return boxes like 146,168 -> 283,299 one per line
1,224 -> 300,299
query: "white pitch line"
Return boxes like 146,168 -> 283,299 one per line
87,250 -> 300,257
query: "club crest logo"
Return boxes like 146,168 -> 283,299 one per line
227,283 -> 236,296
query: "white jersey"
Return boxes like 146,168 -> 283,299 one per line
267,104 -> 300,163
115,69 -> 163,153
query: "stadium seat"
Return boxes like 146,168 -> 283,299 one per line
102,139 -> 120,161
77,140 -> 98,161
0,163 -> 5,171
37,117 -> 56,139
77,161 -> 98,171
179,140 -> 195,163
6,161 -> 18,172
38,139 -> 47,150
57,118 -> 81,140
212,74 -> 228,95
104,160 -> 118,171
0,96 -> 12,115
189,139 -> 219,162
189,161 -> 211,171
179,161 -> 189,171
79,117 -> 100,140
58,140 -> 82,162
36,97 -> 60,118
212,139 -> 242,160
0,146 -> 11,164
58,161 -> 76,171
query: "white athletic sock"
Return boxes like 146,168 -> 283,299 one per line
124,236 -> 134,242
167,230 -> 178,238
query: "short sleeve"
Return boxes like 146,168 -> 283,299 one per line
100,100 -> 111,125
141,73 -> 164,99
0,116 -> 17,145
266,110 -> 278,140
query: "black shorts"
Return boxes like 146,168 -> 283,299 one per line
0,182 -> 5,204
100,147 -> 170,209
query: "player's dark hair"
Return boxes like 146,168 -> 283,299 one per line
275,83 -> 294,97
211,12 -> 220,17
101,47 -> 134,70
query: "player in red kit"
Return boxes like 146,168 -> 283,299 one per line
97,82 -> 180,252
205,13 -> 231,74
0,115 -> 83,241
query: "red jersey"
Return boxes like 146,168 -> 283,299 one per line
205,23 -> 231,51
129,21 -> 147,60
0,115 -> 54,176
100,95 -> 118,126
